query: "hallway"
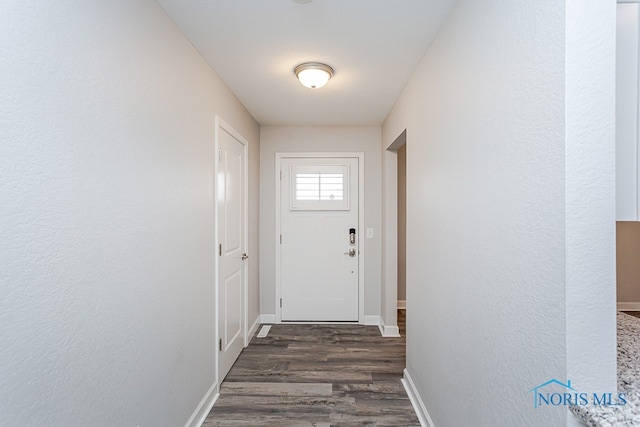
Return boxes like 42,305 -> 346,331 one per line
204,312 -> 416,426
2,3 -> 617,426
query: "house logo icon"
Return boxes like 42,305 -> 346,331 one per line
528,379 -> 576,408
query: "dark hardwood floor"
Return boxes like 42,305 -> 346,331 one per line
203,310 -> 417,426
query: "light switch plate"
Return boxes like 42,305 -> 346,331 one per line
366,228 -> 374,239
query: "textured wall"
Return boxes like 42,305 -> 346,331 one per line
0,1 -> 259,425
259,126 -> 382,318
381,0 -> 614,425
565,0 -> 617,405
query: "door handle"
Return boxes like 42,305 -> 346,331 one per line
344,248 -> 356,257
241,253 -> 249,260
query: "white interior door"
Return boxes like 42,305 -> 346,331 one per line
217,124 -> 247,381
280,157 -> 359,321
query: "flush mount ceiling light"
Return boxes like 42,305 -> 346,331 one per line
294,62 -> 334,89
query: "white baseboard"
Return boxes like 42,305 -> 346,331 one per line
184,382 -> 219,427
260,314 -> 276,324
248,316 -> 261,339
364,315 -> 381,326
383,325 -> 401,337
379,317 -> 401,338
366,315 -> 401,337
398,300 -> 406,309
402,369 -> 435,427
260,314 -> 398,330
618,302 -> 640,312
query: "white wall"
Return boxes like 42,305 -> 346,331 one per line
382,0 -> 615,426
565,0 -> 617,405
259,126 -> 382,319
616,2 -> 640,222
0,1 -> 259,426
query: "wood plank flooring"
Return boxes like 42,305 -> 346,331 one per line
203,310 -> 418,426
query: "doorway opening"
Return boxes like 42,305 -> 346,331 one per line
397,143 -> 407,312
381,129 -> 406,338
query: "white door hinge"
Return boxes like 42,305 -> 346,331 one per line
280,298 -> 282,308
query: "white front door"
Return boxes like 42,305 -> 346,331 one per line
280,157 -> 359,321
217,122 -> 247,381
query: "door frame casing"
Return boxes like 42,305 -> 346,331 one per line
214,115 -> 249,390
275,152 -> 365,323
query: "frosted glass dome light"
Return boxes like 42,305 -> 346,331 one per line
294,62 -> 334,89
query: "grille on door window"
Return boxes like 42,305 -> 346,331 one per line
290,164 -> 350,210
296,173 -> 344,201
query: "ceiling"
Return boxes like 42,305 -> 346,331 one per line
157,0 -> 456,126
